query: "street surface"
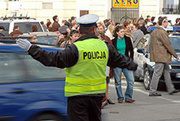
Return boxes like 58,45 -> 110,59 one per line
102,79 -> 180,121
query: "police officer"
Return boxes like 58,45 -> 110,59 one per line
16,14 -> 137,121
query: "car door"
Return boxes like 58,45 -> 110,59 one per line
0,52 -> 67,121
0,52 -> 31,119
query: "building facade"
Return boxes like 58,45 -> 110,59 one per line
0,0 -> 110,22
0,0 -> 179,23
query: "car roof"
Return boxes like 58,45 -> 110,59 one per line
0,19 -> 41,23
147,26 -> 180,32
22,32 -> 58,36
0,43 -> 62,53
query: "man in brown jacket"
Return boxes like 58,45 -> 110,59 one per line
51,15 -> 60,32
149,17 -> 179,96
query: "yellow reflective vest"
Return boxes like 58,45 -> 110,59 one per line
65,38 -> 109,97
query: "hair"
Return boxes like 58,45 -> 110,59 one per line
40,21 -> 44,25
103,19 -> 111,28
151,16 -> 155,22
133,23 -> 139,29
70,16 -> 76,21
123,19 -> 132,28
158,16 -> 167,26
113,25 -> 125,38
13,26 -> 19,30
32,25 -> 38,32
0,26 -> 5,30
79,25 -> 96,35
147,15 -> 150,18
70,30 -> 79,37
176,18 -> 180,24
132,18 -> 138,25
64,21 -> 71,28
53,15 -> 58,21
108,24 -> 115,34
97,22 -> 105,29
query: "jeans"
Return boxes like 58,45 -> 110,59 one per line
113,67 -> 134,100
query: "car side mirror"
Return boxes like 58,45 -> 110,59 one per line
137,48 -> 145,54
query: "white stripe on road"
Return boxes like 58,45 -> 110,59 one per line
109,84 -> 180,103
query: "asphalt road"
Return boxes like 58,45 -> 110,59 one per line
102,80 -> 180,121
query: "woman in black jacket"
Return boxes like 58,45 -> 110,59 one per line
112,25 -> 135,103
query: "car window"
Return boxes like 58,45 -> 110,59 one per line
36,36 -> 59,46
0,22 -> 9,35
170,37 -> 180,52
0,53 -> 28,83
21,54 -> 66,81
0,53 -> 66,84
14,22 -> 43,33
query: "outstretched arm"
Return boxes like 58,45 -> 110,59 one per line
16,39 -> 78,68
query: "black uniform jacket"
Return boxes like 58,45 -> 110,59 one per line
28,35 -> 137,70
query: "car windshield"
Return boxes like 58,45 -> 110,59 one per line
170,36 -> 180,52
14,22 -> 43,33
35,35 -> 59,46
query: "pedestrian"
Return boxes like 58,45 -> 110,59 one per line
51,15 -> 60,32
137,17 -> 149,35
174,18 -> 180,26
32,25 -> 38,32
132,23 -> 144,48
10,25 -> 23,37
149,17 -> 179,96
57,25 -> 70,47
105,22 -> 115,40
46,19 -> 52,31
123,19 -> 133,38
60,29 -> 80,48
40,21 -> 48,31
0,26 -> 8,36
16,14 -> 137,121
69,16 -> 78,30
112,25 -> 135,103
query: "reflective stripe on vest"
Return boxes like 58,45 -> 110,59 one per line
65,38 -> 109,97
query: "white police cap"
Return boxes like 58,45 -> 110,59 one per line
77,14 -> 99,26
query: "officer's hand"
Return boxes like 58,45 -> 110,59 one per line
16,39 -> 32,51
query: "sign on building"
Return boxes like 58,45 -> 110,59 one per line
112,0 -> 139,9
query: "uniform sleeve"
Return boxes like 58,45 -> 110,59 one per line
107,44 -> 137,71
28,44 -> 78,68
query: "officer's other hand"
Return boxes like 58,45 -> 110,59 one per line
16,39 -> 32,51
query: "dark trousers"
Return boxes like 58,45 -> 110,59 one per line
67,95 -> 103,121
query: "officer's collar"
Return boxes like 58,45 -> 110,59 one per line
75,34 -> 98,42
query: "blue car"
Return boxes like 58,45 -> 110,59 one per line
147,26 -> 180,32
0,43 -> 67,121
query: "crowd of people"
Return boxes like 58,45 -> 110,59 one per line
45,15 -> 179,48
